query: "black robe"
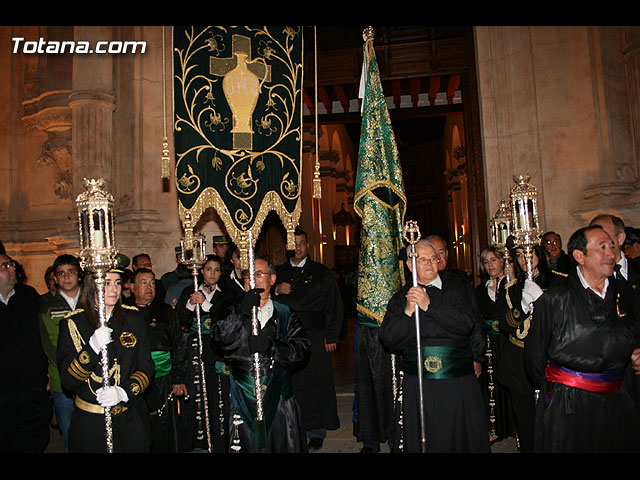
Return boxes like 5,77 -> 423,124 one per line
211,300 -> 310,452
618,255 -> 640,421
0,283 -> 50,453
497,270 -> 564,452
274,258 -> 343,433
525,268 -> 640,452
57,305 -> 154,453
380,278 -> 489,453
176,285 -> 230,452
475,278 -> 515,440
135,298 -> 186,452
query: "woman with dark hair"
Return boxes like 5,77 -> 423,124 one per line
176,254 -> 230,452
497,243 -> 564,453
57,269 -> 154,453
475,246 -> 515,444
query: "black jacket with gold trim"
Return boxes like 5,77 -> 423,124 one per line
57,304 -> 154,409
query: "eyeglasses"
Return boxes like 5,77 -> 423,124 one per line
0,261 -> 16,270
242,270 -> 269,279
544,240 -> 560,246
417,256 -> 439,266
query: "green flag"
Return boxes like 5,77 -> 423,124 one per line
354,33 -> 407,327
172,26 -> 303,267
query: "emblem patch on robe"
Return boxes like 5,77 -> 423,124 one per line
120,332 -> 137,348
424,355 -> 443,373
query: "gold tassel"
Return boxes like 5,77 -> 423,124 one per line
311,26 -> 322,200
161,26 -> 171,179
161,136 -> 170,179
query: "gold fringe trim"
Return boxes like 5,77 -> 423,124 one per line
178,187 -> 302,270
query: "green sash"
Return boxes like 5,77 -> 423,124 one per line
402,345 -> 474,379
228,301 -> 292,448
482,317 -> 502,336
151,350 -> 172,378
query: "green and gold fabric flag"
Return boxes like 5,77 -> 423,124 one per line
354,30 -> 407,327
173,26 -> 303,267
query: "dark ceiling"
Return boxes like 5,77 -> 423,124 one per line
302,25 -> 470,124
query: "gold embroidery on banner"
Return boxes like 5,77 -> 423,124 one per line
174,26 -> 303,270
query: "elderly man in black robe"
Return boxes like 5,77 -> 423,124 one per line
273,229 -> 343,451
212,256 -> 310,452
380,239 -> 489,453
525,225 -> 640,452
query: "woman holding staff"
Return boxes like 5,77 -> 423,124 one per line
57,269 -> 153,453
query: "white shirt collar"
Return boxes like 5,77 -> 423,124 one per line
576,265 -> 609,299
0,288 -> 15,305
423,274 -> 442,290
231,270 -> 244,289
290,256 -> 307,268
484,276 -> 502,302
257,298 -> 274,329
617,252 -> 629,280
59,289 -> 80,309
200,284 -> 221,298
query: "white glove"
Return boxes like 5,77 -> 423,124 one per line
96,386 -> 129,407
521,279 -> 544,313
89,325 -> 113,354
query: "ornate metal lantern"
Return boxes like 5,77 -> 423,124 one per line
490,200 -> 513,248
76,178 -> 118,272
490,199 -> 514,281
509,174 -> 542,280
75,177 -> 118,453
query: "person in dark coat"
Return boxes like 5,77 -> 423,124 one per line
498,242 -> 564,453
273,229 -> 343,451
380,239 -> 489,453
541,231 -> 572,274
525,225 -> 640,452
127,267 -> 187,452
212,256 -> 311,452
57,269 -> 154,453
175,254 -> 229,452
0,253 -> 50,452
475,246 -> 515,444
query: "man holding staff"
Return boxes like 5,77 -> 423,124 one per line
380,239 -> 489,453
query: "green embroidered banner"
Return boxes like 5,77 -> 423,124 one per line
173,26 -> 303,266
354,33 -> 407,326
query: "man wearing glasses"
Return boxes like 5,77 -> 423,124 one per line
212,256 -> 311,452
379,240 -> 489,453
541,231 -> 572,275
39,254 -> 83,453
0,253 -> 50,452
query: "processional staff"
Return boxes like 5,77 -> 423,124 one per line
180,214 -> 212,453
487,199 -> 514,440
246,230 -> 267,446
403,220 -> 427,454
76,178 -> 119,453
509,174 -> 543,401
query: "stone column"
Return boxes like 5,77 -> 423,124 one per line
623,26 -> 640,181
69,26 -> 116,197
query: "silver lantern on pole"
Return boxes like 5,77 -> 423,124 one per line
179,213 -> 212,452
509,174 -> 542,281
489,199 -> 514,282
509,174 -> 543,403
75,178 -> 119,453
